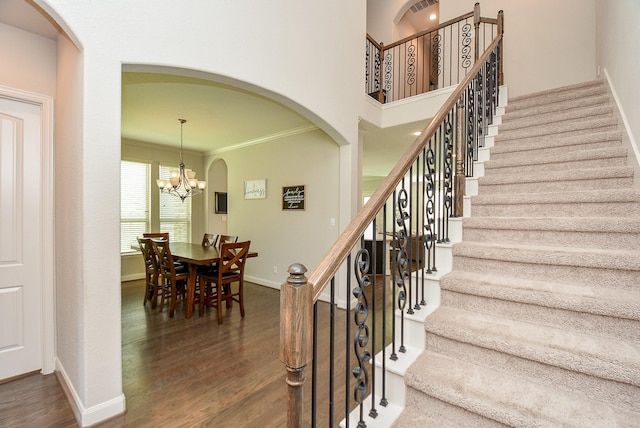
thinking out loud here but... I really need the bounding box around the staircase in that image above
[393,80,640,427]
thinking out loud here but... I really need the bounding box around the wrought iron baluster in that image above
[353,242,371,428]
[380,203,389,406]
[395,181,410,347]
[442,109,454,240]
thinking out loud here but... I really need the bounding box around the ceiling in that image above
[1,0,425,180]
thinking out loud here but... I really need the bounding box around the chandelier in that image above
[155,119,206,202]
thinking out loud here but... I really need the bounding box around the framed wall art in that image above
[244,179,267,199]
[282,185,305,210]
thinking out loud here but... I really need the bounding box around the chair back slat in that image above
[202,233,218,248]
[217,235,238,250]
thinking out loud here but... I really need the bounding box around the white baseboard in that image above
[603,68,640,187]
[55,358,126,427]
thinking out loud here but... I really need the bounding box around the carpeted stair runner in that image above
[393,79,640,427]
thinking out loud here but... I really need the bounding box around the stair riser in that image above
[490,140,622,160]
[423,333,640,413]
[484,156,628,176]
[452,255,639,290]
[500,106,613,132]
[479,176,634,194]
[441,290,640,342]
[470,201,640,218]
[462,227,640,251]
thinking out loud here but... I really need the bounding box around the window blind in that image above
[121,160,150,253]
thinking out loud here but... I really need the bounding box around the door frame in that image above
[0,85,55,375]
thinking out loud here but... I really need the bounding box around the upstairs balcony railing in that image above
[366,3,501,103]
[281,5,503,428]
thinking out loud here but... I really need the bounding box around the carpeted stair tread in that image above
[479,165,633,186]
[495,114,617,142]
[499,104,614,132]
[440,270,640,321]
[393,388,510,428]
[489,129,623,155]
[423,307,640,386]
[504,93,609,120]
[462,216,640,249]
[452,241,640,273]
[484,146,628,173]
[471,188,640,208]
[507,80,606,110]
[462,216,640,234]
[405,350,640,428]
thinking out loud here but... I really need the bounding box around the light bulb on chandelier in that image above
[156,119,206,202]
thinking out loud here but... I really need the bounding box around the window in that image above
[121,161,150,253]
[159,164,192,243]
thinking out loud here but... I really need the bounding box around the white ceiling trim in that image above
[209,124,319,156]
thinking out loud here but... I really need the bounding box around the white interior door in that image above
[0,96,43,380]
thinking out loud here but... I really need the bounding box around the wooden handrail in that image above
[310,32,503,302]
[380,11,474,51]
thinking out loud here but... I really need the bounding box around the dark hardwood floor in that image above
[0,280,367,427]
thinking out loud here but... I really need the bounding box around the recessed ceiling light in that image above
[429,13,437,21]
[413,131,422,136]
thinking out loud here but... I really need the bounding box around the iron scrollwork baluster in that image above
[406,42,416,90]
[461,22,472,70]
[423,142,436,274]
[353,248,371,427]
[395,187,410,337]
[466,83,476,176]
[384,50,393,101]
[442,111,454,238]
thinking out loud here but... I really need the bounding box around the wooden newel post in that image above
[454,100,466,217]
[280,263,313,428]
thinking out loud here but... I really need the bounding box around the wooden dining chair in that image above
[217,234,238,249]
[201,233,218,248]
[198,240,250,323]
[143,232,170,241]
[145,232,186,269]
[137,237,160,308]
[152,239,190,318]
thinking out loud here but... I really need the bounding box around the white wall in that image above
[596,0,640,173]
[440,0,597,98]
[0,23,57,95]
[32,0,366,424]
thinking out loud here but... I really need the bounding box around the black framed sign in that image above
[282,185,305,210]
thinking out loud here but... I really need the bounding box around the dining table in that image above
[169,242,257,319]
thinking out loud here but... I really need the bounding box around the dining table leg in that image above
[186,264,197,319]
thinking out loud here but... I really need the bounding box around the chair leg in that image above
[216,282,224,324]
[169,281,177,318]
[151,275,159,309]
[238,280,245,317]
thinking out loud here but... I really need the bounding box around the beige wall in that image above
[211,128,341,288]
[439,0,597,98]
